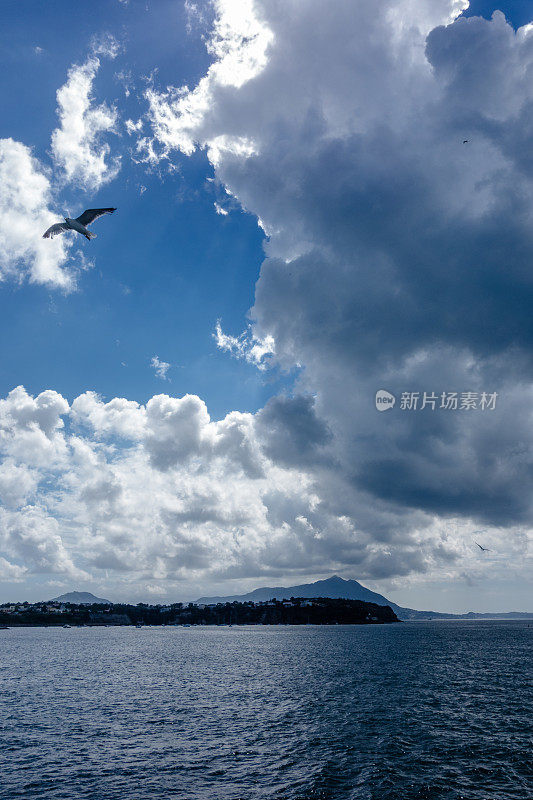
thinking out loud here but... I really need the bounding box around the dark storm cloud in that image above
[255,394,332,467]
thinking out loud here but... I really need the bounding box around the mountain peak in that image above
[196,575,388,607]
[49,591,111,605]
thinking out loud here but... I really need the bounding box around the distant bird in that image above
[475,542,491,552]
[463,139,469,144]
[43,208,117,241]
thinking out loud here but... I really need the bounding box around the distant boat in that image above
[62,624,71,628]
[0,625,9,630]
[135,622,144,628]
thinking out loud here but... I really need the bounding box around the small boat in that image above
[62,624,72,628]
[0,625,9,630]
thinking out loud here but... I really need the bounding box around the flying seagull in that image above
[463,139,469,144]
[475,542,491,552]
[43,208,117,241]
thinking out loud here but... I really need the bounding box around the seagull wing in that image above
[43,223,69,239]
[475,542,483,550]
[75,208,117,227]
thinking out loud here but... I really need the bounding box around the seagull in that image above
[475,542,491,552]
[43,208,117,241]
[463,139,469,144]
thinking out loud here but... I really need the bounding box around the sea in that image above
[0,621,531,800]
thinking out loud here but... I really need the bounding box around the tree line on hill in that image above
[0,597,398,626]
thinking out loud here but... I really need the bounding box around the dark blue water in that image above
[0,622,531,799]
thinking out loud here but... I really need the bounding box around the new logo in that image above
[375,389,395,411]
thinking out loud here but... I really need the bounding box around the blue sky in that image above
[0,0,532,609]
[465,0,531,26]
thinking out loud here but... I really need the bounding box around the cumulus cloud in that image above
[51,43,120,190]
[0,139,74,288]
[0,385,529,602]
[0,462,39,510]
[127,0,533,595]
[0,506,86,580]
[0,556,27,581]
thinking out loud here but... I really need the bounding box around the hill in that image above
[197,575,391,606]
[196,575,533,620]
[50,591,111,605]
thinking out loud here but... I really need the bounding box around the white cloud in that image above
[0,138,74,288]
[0,462,39,510]
[91,33,121,60]
[125,118,143,135]
[144,393,208,468]
[51,45,120,190]
[71,391,143,439]
[0,385,529,604]
[0,37,122,289]
[184,0,211,35]
[150,355,171,380]
[139,0,272,163]
[0,505,87,580]
[214,320,274,369]
[0,556,27,582]
[0,385,70,468]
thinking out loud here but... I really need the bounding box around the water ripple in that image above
[0,622,531,799]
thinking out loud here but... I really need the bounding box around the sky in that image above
[0,0,532,611]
